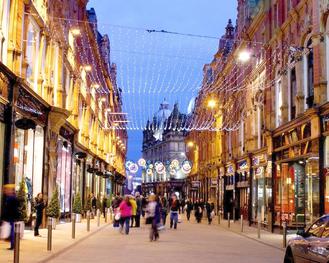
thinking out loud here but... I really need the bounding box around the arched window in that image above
[306,39,314,108]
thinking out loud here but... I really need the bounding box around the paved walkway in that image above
[48,218,284,263]
[0,215,109,263]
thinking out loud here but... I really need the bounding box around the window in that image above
[307,217,329,237]
[276,79,282,127]
[306,39,314,108]
[290,68,297,120]
[0,0,10,64]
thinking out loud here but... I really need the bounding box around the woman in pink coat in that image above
[119,196,132,234]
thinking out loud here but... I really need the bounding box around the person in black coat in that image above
[185,199,193,221]
[2,184,19,249]
[205,200,215,225]
[34,193,45,236]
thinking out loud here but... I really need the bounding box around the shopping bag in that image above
[210,211,215,219]
[157,223,165,231]
[114,212,121,221]
[0,221,11,240]
[178,214,182,223]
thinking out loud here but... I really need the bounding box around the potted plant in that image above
[17,179,28,238]
[46,187,60,229]
[72,192,82,223]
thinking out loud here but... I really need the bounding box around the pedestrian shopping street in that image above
[47,219,283,263]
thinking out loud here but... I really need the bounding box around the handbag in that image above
[0,221,11,240]
[114,212,121,221]
[210,211,215,219]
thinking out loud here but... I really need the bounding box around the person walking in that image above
[195,199,204,223]
[112,193,122,227]
[146,194,160,241]
[135,192,142,227]
[91,193,97,216]
[130,196,137,227]
[119,195,132,234]
[169,194,180,229]
[2,184,19,250]
[102,195,107,218]
[160,196,168,226]
[185,199,193,221]
[34,193,46,236]
[205,200,215,225]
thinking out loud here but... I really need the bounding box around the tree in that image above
[17,179,28,223]
[46,187,60,218]
[72,192,82,214]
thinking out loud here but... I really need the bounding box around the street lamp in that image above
[237,50,251,63]
[207,99,217,109]
[187,141,194,148]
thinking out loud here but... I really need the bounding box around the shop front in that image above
[320,106,329,215]
[273,113,320,228]
[224,163,235,219]
[236,158,250,221]
[72,146,87,200]
[251,152,272,227]
[12,85,49,221]
[56,126,74,217]
[218,167,225,215]
[85,155,95,201]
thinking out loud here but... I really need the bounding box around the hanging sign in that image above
[138,158,146,167]
[181,160,192,174]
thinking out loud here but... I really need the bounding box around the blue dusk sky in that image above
[87,0,238,163]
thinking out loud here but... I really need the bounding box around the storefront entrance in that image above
[274,159,319,227]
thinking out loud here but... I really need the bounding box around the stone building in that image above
[0,0,127,219]
[186,0,329,230]
[142,100,189,197]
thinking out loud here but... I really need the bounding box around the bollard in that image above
[87,211,90,232]
[14,222,20,263]
[105,210,108,223]
[228,212,230,228]
[257,219,261,239]
[47,218,52,251]
[283,221,287,248]
[233,209,236,223]
[240,214,243,232]
[72,213,76,239]
[217,212,220,225]
[97,209,100,227]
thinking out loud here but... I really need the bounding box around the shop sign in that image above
[255,167,264,177]
[191,181,200,188]
[227,165,234,174]
[252,154,266,166]
[16,87,48,124]
[323,115,329,133]
[238,160,248,170]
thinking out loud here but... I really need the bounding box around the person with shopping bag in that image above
[1,184,19,250]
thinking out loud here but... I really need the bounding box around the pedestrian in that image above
[206,200,215,225]
[160,196,168,225]
[141,195,147,217]
[130,196,137,227]
[112,193,122,227]
[135,192,142,227]
[91,193,97,216]
[170,194,180,229]
[194,199,203,223]
[180,198,186,214]
[2,184,19,250]
[119,195,132,234]
[34,193,46,236]
[185,199,193,221]
[102,195,107,218]
[146,194,160,241]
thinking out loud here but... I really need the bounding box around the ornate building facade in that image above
[0,0,127,219]
[142,100,188,197]
[186,0,329,230]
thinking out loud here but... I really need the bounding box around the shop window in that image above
[56,138,72,214]
[0,122,5,216]
[14,125,44,217]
